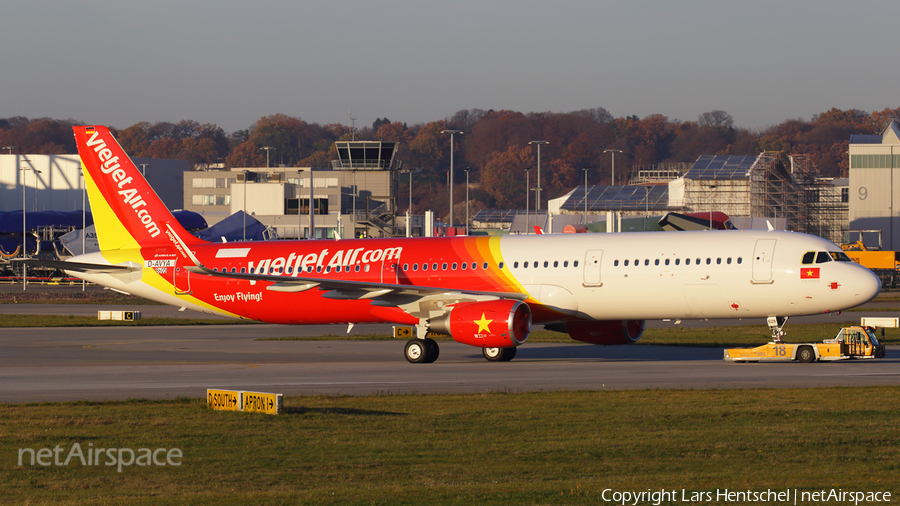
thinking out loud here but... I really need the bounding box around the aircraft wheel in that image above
[404,339,428,364]
[423,338,440,363]
[483,347,516,362]
[797,346,815,363]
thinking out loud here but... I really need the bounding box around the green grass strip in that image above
[3,388,899,504]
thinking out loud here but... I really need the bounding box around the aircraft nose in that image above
[854,266,882,303]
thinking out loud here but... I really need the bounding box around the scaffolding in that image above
[749,152,806,232]
[790,154,848,245]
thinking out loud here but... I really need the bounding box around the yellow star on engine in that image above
[474,312,493,334]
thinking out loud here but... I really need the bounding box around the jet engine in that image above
[429,300,531,348]
[565,319,645,345]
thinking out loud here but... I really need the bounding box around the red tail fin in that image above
[74,125,204,251]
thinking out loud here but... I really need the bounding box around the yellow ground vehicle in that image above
[724,318,891,363]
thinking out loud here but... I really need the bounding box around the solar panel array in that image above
[559,185,669,212]
[683,154,758,180]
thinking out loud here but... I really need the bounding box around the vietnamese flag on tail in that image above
[801,268,820,279]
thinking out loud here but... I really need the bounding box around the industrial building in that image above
[0,154,188,212]
[849,120,900,249]
[183,140,425,239]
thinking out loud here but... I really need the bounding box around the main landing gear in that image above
[404,338,440,364]
[482,347,516,362]
[403,339,518,363]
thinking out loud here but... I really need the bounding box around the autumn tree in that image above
[480,146,535,208]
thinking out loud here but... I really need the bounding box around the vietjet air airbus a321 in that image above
[48,126,881,363]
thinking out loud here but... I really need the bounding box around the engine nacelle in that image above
[429,300,531,348]
[566,319,645,345]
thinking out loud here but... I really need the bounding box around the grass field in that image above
[3,388,899,505]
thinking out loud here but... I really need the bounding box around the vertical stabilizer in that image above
[74,126,204,251]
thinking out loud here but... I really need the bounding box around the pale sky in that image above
[2,0,896,134]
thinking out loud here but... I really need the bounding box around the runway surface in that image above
[2,319,898,403]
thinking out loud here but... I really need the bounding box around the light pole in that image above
[524,168,530,235]
[20,164,41,291]
[2,146,14,154]
[261,146,272,168]
[464,167,471,235]
[440,130,463,227]
[604,149,622,185]
[528,140,549,211]
[582,167,590,220]
[138,163,149,177]
[242,170,249,241]
[81,169,86,291]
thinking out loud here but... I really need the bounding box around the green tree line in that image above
[2,107,898,221]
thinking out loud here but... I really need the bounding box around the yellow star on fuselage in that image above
[474,312,493,334]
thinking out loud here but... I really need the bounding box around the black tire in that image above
[797,346,815,363]
[404,339,428,364]
[483,347,517,362]
[423,338,440,363]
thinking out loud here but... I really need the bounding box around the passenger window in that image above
[553,261,558,268]
[716,258,721,265]
[442,263,448,270]
[654,259,659,266]
[355,265,360,272]
[422,263,428,271]
[241,267,246,273]
[615,260,619,266]
[726,258,732,264]
[574,261,579,267]
[564,261,569,267]
[665,259,670,266]
[686,258,691,265]
[816,251,832,263]
[737,257,743,264]
[524,262,529,269]
[498,262,504,269]
[675,259,680,265]
[696,258,701,265]
[644,259,649,266]
[513,262,519,268]
[544,261,549,268]
[634,259,639,266]
[432,263,438,270]
[403,263,409,271]
[802,251,815,264]
[452,262,457,270]
[461,262,467,270]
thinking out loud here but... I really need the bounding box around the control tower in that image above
[331,140,402,237]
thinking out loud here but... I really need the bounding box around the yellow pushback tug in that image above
[724,318,892,363]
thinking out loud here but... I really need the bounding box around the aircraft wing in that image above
[184,264,528,302]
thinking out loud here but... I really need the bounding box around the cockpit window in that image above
[815,251,833,263]
[801,251,815,265]
[829,251,852,262]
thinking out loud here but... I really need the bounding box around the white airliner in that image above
[40,126,882,363]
